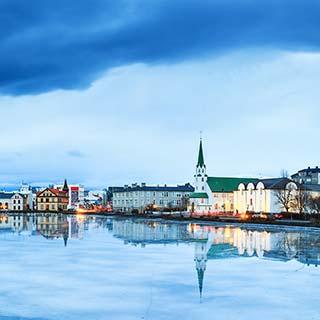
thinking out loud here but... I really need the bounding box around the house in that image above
[291,166,320,185]
[188,139,257,214]
[0,192,26,211]
[112,183,194,213]
[36,188,69,212]
[54,181,84,209]
[19,183,34,210]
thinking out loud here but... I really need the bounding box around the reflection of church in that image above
[1,214,320,300]
[191,224,320,297]
[110,218,320,298]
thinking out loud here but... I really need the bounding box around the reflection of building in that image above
[36,188,69,211]
[69,216,85,239]
[112,219,190,244]
[0,214,35,233]
[194,241,207,299]
[36,214,69,245]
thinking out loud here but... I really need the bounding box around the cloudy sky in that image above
[1,0,320,188]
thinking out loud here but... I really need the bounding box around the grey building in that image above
[112,183,194,213]
[291,166,320,185]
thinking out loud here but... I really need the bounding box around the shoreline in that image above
[4,210,319,229]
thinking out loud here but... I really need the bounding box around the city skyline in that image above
[1,1,320,187]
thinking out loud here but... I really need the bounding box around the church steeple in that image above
[63,179,69,193]
[197,139,205,168]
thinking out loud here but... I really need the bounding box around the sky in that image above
[1,0,320,188]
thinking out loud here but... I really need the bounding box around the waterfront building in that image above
[112,183,194,213]
[19,183,34,210]
[291,166,320,185]
[0,192,27,211]
[188,139,256,214]
[54,181,84,209]
[234,178,320,214]
[36,188,69,211]
[234,178,298,214]
[84,190,107,206]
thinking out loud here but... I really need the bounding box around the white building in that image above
[188,139,257,214]
[85,190,106,205]
[54,181,84,209]
[112,183,194,213]
[0,192,26,211]
[234,178,298,214]
[19,183,34,210]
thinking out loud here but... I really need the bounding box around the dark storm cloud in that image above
[1,0,320,95]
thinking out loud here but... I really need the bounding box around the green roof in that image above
[207,177,258,193]
[197,139,205,167]
[190,192,209,199]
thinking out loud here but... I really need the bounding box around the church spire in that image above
[197,138,205,168]
[63,179,69,193]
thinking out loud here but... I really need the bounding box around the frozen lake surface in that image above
[0,213,319,320]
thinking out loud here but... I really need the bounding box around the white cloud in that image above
[0,50,319,187]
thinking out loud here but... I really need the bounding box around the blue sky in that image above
[0,1,320,187]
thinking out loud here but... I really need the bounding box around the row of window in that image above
[113,199,182,206]
[114,192,186,198]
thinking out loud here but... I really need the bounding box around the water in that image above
[0,213,319,320]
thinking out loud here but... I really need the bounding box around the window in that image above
[202,186,204,191]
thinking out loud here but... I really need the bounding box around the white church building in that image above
[188,139,257,214]
[188,139,320,215]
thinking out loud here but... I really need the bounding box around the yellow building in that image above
[36,188,69,212]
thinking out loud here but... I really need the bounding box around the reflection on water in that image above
[0,213,319,319]
[1,214,320,289]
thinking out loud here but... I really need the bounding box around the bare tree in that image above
[275,187,295,214]
[292,186,311,218]
[309,196,320,214]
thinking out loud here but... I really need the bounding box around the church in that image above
[188,139,257,215]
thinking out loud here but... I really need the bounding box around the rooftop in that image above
[113,183,194,193]
[207,177,258,193]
